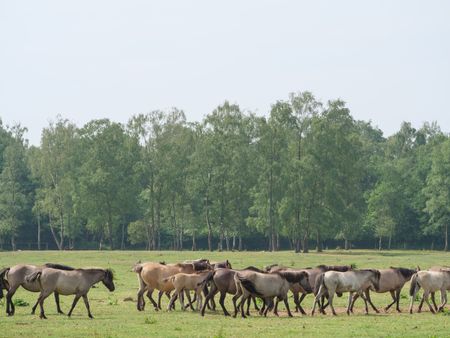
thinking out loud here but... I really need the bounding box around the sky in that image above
[1,0,449,145]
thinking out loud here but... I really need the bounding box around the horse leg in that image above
[273,297,280,316]
[38,293,51,319]
[82,295,94,319]
[437,288,447,312]
[328,290,337,316]
[395,289,402,313]
[54,292,64,314]
[240,295,248,318]
[146,289,159,311]
[259,300,266,316]
[431,292,438,311]
[67,295,81,317]
[263,298,273,317]
[358,290,370,315]
[137,287,146,311]
[347,292,354,315]
[6,285,19,316]
[196,290,202,312]
[384,290,396,312]
[366,290,379,313]
[232,292,241,318]
[185,290,195,311]
[167,290,178,311]
[252,296,260,311]
[423,291,435,314]
[218,292,230,316]
[245,296,251,316]
[157,290,164,310]
[296,293,307,315]
[284,296,293,317]
[201,286,218,316]
[349,292,358,313]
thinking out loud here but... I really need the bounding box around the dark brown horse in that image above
[200,266,263,317]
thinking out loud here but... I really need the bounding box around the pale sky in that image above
[1,0,449,145]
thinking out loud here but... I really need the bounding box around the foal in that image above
[166,271,211,311]
[27,267,115,319]
[2,263,75,316]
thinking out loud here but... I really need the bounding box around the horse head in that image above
[102,269,115,292]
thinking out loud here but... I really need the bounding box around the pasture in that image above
[0,250,449,338]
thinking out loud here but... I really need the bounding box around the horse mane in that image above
[159,261,166,265]
[316,265,351,272]
[359,269,381,279]
[241,266,265,273]
[275,270,306,284]
[44,263,75,271]
[192,261,210,271]
[391,267,415,279]
[105,269,114,280]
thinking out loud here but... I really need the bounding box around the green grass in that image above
[0,250,449,337]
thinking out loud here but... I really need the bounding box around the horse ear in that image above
[416,266,420,271]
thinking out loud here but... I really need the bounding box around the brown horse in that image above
[134,261,211,311]
[350,267,416,313]
[26,267,114,319]
[3,263,75,316]
[200,266,263,317]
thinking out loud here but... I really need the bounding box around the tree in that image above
[423,138,450,251]
[0,125,31,250]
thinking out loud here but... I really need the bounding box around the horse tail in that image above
[314,272,325,296]
[133,263,143,274]
[236,275,263,296]
[409,273,420,297]
[0,267,10,280]
[26,271,42,283]
[197,271,215,287]
[44,263,75,271]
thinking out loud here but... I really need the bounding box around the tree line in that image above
[0,92,449,252]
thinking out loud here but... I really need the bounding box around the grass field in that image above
[0,250,449,338]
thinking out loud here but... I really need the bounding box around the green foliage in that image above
[0,92,449,251]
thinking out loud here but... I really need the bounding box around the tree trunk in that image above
[302,232,309,253]
[238,236,242,251]
[225,232,230,251]
[344,238,349,250]
[445,224,448,251]
[37,212,41,251]
[48,213,62,250]
[316,230,322,252]
[388,234,392,250]
[121,222,125,250]
[378,236,382,250]
[11,236,16,251]
[232,235,236,251]
[295,238,301,253]
[192,231,196,251]
[205,195,212,252]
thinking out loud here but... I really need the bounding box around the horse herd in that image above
[0,259,449,319]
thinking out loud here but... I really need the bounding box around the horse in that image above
[234,269,310,318]
[134,261,211,311]
[409,270,450,314]
[26,267,114,319]
[200,266,264,317]
[166,271,211,311]
[312,269,381,316]
[350,267,416,313]
[267,264,352,314]
[2,263,75,316]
